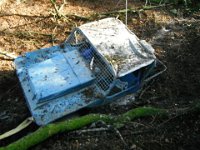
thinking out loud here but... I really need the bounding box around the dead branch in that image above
[65,14,92,21]
[72,127,109,135]
[113,127,129,148]
[99,4,171,16]
[0,13,51,18]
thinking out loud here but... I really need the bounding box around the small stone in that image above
[165,138,169,143]
[130,144,137,149]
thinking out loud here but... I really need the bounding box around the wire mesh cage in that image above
[67,29,115,96]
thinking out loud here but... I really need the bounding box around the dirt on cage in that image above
[0,0,200,150]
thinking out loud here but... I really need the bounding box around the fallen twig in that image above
[65,14,92,21]
[0,49,17,59]
[0,13,51,18]
[142,4,172,10]
[113,127,129,149]
[99,4,172,16]
[0,56,14,61]
[100,8,137,16]
[0,30,55,41]
[72,127,109,135]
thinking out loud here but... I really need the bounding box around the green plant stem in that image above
[0,107,166,150]
[50,0,61,18]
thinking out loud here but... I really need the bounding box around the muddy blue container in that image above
[15,18,166,125]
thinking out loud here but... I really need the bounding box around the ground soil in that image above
[0,0,200,150]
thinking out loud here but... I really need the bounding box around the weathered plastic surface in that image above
[79,18,156,77]
[15,45,97,125]
[29,53,94,103]
[15,18,163,125]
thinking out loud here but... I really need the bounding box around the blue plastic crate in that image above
[15,18,166,125]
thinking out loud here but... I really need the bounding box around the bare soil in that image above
[0,0,200,150]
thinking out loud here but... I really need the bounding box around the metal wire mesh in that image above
[66,30,114,93]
